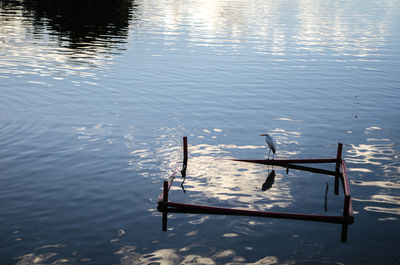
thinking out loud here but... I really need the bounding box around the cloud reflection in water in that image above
[139,128,303,212]
[346,127,400,218]
[155,140,294,211]
[184,150,293,210]
[114,246,281,265]
[14,244,82,265]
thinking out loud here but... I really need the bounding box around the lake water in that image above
[1,0,400,264]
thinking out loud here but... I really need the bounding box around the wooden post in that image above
[335,143,343,195]
[183,136,188,165]
[181,136,188,178]
[341,224,348,243]
[162,180,169,231]
[324,182,329,212]
[343,195,351,217]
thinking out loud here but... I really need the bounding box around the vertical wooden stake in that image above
[181,136,188,178]
[335,143,343,195]
[341,195,351,242]
[343,195,350,217]
[324,182,329,212]
[162,180,169,231]
[183,136,188,165]
[341,224,348,243]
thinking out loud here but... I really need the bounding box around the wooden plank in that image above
[232,158,337,165]
[164,201,354,225]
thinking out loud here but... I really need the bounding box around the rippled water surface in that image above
[1,0,400,264]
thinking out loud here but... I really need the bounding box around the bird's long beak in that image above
[259,134,266,136]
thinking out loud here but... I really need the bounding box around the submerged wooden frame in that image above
[157,137,354,242]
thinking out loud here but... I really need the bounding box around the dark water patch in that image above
[10,0,137,51]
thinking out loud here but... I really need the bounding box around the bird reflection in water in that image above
[261,170,276,191]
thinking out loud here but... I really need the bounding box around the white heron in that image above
[260,133,276,160]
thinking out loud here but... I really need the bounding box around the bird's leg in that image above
[267,149,271,173]
[272,153,274,169]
